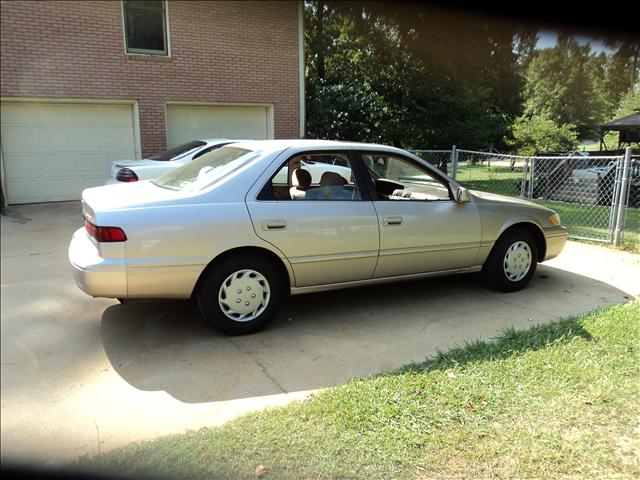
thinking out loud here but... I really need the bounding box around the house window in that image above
[123,0,168,55]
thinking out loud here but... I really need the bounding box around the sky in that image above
[536,30,615,53]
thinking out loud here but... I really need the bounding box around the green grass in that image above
[81,302,640,479]
[456,163,640,250]
[537,200,640,248]
[456,163,525,197]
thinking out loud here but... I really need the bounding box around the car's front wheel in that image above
[197,254,284,335]
[483,228,538,292]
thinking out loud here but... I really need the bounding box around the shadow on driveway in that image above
[100,265,632,404]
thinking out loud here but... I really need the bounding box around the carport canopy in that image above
[599,112,640,150]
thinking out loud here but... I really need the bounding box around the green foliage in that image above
[615,83,640,117]
[523,40,607,140]
[510,114,578,155]
[521,38,639,142]
[305,82,390,142]
[304,1,524,150]
[303,2,639,151]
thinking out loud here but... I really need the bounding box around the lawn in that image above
[81,301,640,479]
[456,163,640,250]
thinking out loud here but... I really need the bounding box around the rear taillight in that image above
[85,220,127,242]
[115,168,138,182]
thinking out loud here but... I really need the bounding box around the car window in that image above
[153,146,259,191]
[149,140,207,161]
[259,153,362,201]
[192,143,226,160]
[362,153,451,201]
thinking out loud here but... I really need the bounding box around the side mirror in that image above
[454,186,471,203]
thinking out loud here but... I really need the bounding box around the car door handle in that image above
[262,220,287,231]
[383,216,403,226]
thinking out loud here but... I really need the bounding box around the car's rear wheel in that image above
[483,228,538,292]
[198,254,284,335]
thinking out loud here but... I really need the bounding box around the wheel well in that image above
[191,246,292,299]
[499,222,546,262]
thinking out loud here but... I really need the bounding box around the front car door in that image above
[357,150,482,278]
[245,149,379,287]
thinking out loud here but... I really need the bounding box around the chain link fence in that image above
[455,150,529,198]
[408,147,639,249]
[529,154,625,243]
[408,150,452,176]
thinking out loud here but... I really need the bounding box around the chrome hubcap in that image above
[503,241,532,282]
[218,269,270,322]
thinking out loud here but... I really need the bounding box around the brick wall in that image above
[0,0,301,156]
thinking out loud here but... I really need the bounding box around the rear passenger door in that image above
[245,150,380,288]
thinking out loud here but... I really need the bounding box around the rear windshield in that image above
[152,146,259,191]
[149,140,207,161]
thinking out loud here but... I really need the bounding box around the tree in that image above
[522,38,609,140]
[509,114,578,155]
[614,83,640,118]
[304,1,524,149]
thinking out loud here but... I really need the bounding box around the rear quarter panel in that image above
[98,202,290,298]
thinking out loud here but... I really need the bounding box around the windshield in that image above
[152,146,258,191]
[148,140,207,161]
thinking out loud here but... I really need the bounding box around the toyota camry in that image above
[69,140,567,335]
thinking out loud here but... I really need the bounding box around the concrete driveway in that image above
[1,201,638,465]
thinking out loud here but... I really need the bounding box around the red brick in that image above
[1,0,301,156]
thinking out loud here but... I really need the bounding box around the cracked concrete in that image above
[1,201,638,466]
[227,337,289,394]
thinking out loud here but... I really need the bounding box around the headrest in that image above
[292,168,312,188]
[320,171,347,186]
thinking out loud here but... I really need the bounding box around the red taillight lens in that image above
[115,167,138,182]
[85,220,127,242]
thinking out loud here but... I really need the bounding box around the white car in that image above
[106,138,238,184]
[571,160,617,181]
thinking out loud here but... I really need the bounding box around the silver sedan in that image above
[69,140,567,334]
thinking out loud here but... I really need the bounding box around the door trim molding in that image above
[290,265,483,295]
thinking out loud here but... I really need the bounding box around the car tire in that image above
[482,228,538,292]
[197,254,284,335]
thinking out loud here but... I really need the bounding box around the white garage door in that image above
[0,102,136,204]
[166,104,269,148]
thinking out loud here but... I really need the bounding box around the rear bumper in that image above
[543,226,568,261]
[68,228,127,298]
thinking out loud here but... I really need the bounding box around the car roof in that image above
[200,138,241,144]
[228,139,406,154]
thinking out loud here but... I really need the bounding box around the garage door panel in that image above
[78,175,110,192]
[74,127,105,149]
[3,153,42,177]
[7,178,78,204]
[42,153,75,175]
[69,105,105,126]
[36,106,70,125]
[103,128,135,151]
[101,105,133,126]
[166,104,269,148]
[39,128,69,151]
[74,153,110,174]
[2,127,40,152]
[1,101,136,204]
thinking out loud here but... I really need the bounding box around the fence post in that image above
[527,157,535,200]
[608,158,624,243]
[613,147,632,247]
[519,157,528,198]
[451,145,458,180]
